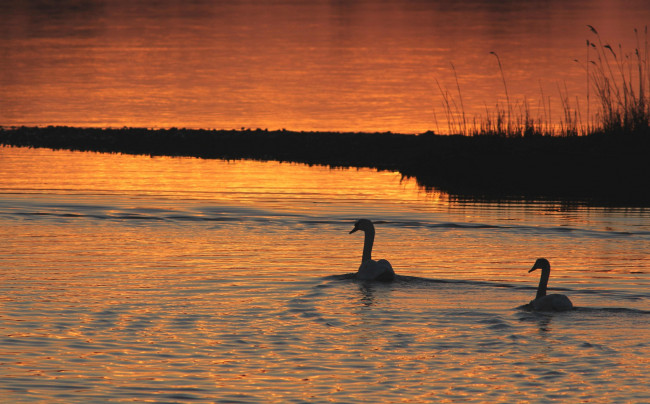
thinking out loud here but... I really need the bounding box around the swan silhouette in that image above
[349,219,395,282]
[525,258,573,311]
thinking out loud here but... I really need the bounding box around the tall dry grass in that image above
[586,25,649,135]
[435,26,649,137]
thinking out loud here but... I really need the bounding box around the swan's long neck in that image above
[362,228,375,262]
[536,268,550,299]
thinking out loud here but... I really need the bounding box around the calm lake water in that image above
[2,0,650,133]
[1,145,649,402]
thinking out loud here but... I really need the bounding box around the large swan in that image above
[525,258,573,311]
[349,219,395,282]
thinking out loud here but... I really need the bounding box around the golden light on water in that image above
[1,146,649,402]
[0,145,436,205]
[2,1,650,399]
[1,1,649,133]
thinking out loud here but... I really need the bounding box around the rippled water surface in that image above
[2,0,650,132]
[1,146,649,403]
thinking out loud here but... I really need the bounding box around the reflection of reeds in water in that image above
[436,26,649,137]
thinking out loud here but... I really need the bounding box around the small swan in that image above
[349,219,395,282]
[525,258,573,311]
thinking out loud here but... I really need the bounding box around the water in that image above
[0,145,648,402]
[2,0,650,133]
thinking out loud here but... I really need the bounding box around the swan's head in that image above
[529,258,551,273]
[350,218,374,234]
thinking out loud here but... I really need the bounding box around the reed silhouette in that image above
[585,25,649,135]
[436,26,649,138]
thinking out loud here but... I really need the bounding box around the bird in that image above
[349,219,395,282]
[525,258,573,311]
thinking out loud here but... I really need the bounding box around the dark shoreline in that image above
[2,126,649,206]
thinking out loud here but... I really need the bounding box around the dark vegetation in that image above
[1,125,649,205]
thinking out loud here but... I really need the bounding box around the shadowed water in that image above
[1,146,649,402]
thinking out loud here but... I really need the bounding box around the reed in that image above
[451,62,468,135]
[490,52,512,135]
[435,84,561,137]
[436,58,577,137]
[586,25,649,135]
[435,26,649,137]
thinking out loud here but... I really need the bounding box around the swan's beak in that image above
[349,225,359,234]
[528,265,538,273]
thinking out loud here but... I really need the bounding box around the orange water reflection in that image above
[1,1,649,133]
[1,146,649,402]
[0,145,439,204]
[3,145,648,282]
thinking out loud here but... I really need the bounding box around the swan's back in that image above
[357,259,395,282]
[529,293,573,311]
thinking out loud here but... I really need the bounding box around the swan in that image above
[349,219,395,282]
[525,258,573,311]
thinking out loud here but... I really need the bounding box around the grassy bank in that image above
[1,126,649,205]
